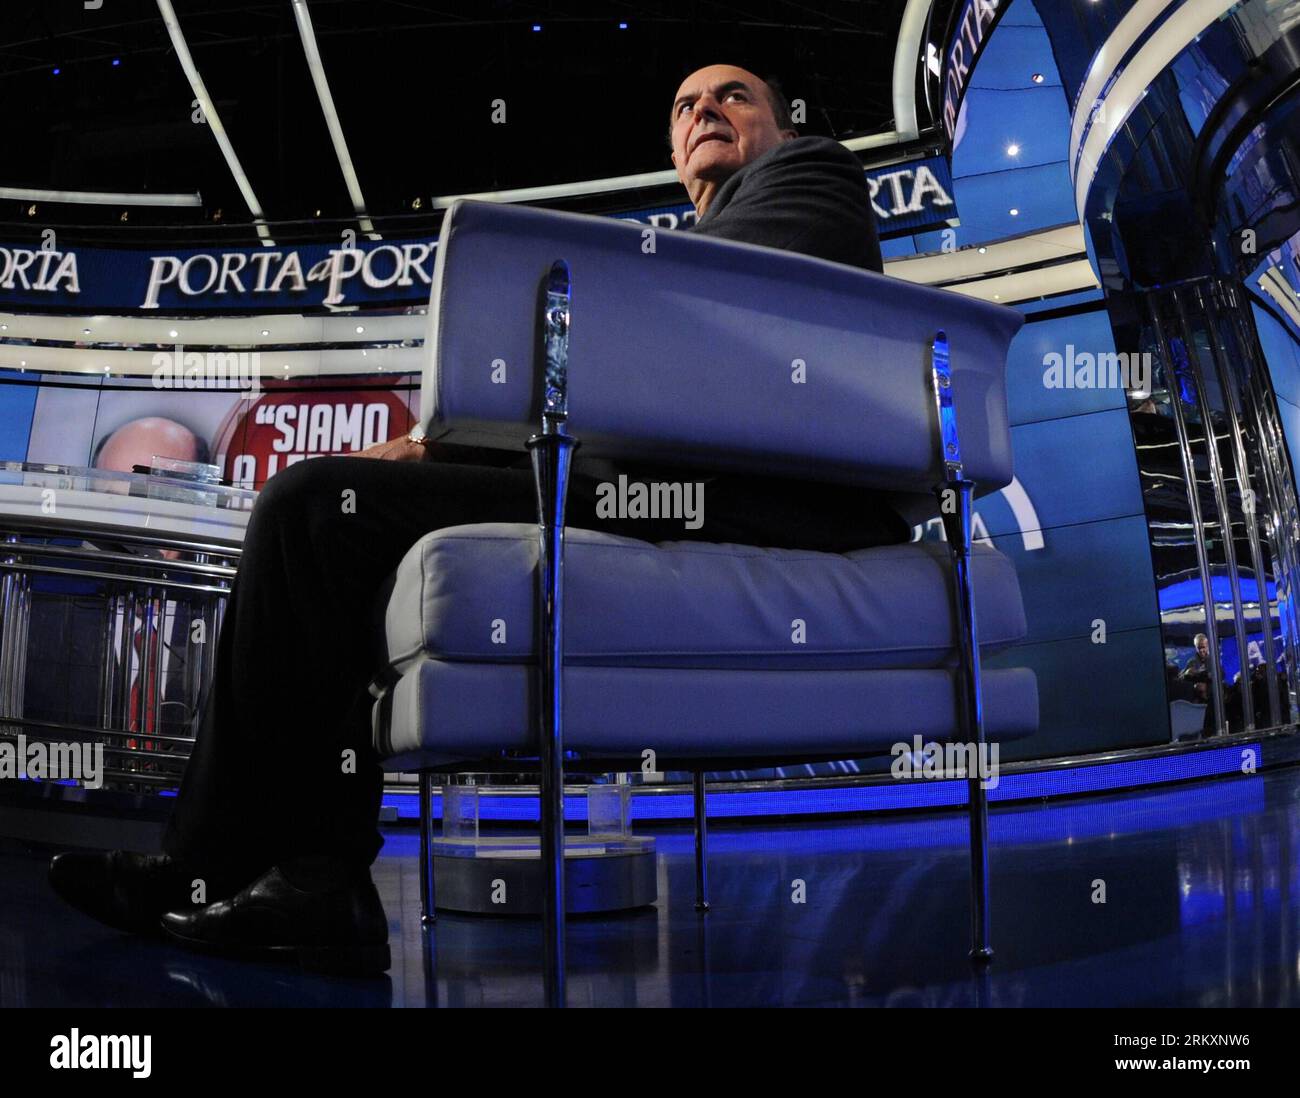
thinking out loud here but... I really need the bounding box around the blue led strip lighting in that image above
[382,744,1261,823]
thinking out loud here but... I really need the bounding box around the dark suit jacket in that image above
[690,136,884,273]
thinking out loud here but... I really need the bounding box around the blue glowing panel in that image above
[1274,394,1300,494]
[937,162,1078,242]
[1018,289,1105,315]
[969,24,1059,92]
[0,370,38,462]
[954,89,1071,175]
[380,740,1259,822]
[987,627,1171,757]
[990,514,1159,642]
[1005,307,1129,425]
[1252,302,1300,407]
[976,408,1145,537]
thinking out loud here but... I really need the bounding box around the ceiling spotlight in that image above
[82,328,91,335]
[261,329,270,337]
[978,247,987,254]
[112,58,120,67]
[993,294,1000,300]
[355,325,365,334]
[619,22,628,29]
[1009,208,1020,216]
[168,330,179,338]
[0,324,7,331]
[1031,73,1044,84]
[314,209,321,217]
[1006,143,1020,157]
[532,23,542,32]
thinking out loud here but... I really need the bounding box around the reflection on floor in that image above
[4,764,1299,1007]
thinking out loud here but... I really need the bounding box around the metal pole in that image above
[693,771,710,911]
[1148,300,1229,734]
[1200,284,1282,727]
[1171,287,1252,732]
[929,331,992,963]
[525,260,576,1008]
[419,771,436,924]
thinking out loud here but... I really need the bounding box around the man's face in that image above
[1196,637,1209,659]
[669,65,793,193]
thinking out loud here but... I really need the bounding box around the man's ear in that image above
[779,128,798,142]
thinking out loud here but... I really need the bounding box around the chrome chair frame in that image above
[415,266,996,1006]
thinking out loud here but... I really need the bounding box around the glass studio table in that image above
[0,462,253,795]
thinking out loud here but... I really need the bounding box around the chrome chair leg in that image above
[526,260,576,1008]
[418,771,436,925]
[930,330,993,964]
[693,771,710,911]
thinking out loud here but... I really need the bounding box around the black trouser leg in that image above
[161,456,545,881]
[161,453,908,883]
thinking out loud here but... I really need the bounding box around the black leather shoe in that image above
[159,866,391,976]
[48,851,237,937]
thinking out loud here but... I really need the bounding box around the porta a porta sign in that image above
[941,0,1006,141]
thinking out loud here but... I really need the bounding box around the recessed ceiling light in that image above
[1009,208,1020,216]
[168,330,178,338]
[978,247,987,254]
[82,328,91,335]
[355,325,365,334]
[1006,143,1020,157]
[1031,73,1044,84]
[0,324,7,331]
[261,329,270,336]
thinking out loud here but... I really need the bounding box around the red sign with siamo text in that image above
[214,382,413,490]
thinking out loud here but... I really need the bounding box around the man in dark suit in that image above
[49,64,904,974]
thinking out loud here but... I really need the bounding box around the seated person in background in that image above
[49,63,907,975]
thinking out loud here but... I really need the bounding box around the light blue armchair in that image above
[370,199,1037,1005]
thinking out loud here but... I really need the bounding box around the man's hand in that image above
[348,435,429,462]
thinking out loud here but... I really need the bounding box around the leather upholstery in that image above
[419,199,1023,494]
[374,660,1039,770]
[379,523,1027,675]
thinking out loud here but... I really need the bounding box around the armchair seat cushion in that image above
[374,661,1038,769]
[379,522,1027,677]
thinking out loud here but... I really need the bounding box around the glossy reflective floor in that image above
[5,765,1300,1007]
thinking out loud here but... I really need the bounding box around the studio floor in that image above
[5,764,1299,1007]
